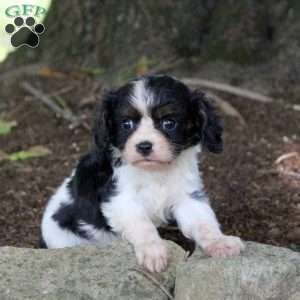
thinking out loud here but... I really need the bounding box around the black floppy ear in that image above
[92,90,114,158]
[67,91,115,203]
[191,91,223,153]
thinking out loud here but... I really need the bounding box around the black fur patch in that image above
[39,236,47,249]
[189,190,207,201]
[52,152,115,239]
[99,83,142,151]
[190,91,224,153]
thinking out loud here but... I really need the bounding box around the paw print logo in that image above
[5,16,45,48]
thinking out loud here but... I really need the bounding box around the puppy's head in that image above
[94,75,223,169]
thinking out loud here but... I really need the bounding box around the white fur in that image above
[79,222,117,246]
[123,79,173,166]
[41,177,116,248]
[104,146,202,226]
[130,79,153,115]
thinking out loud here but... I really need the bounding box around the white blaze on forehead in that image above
[136,116,155,138]
[130,79,153,116]
[123,78,174,165]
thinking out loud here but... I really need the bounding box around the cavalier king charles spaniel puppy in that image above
[41,75,244,272]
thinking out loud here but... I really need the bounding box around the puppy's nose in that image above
[136,141,153,156]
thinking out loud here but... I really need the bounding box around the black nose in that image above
[136,141,153,156]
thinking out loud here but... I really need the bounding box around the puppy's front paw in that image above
[203,235,245,258]
[135,239,168,273]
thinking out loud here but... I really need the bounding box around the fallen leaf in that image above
[135,56,150,76]
[38,67,66,78]
[8,146,51,161]
[0,120,17,135]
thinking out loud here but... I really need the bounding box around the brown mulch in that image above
[0,71,299,253]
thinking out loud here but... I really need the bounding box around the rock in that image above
[175,242,300,300]
[0,240,184,300]
[2,240,299,300]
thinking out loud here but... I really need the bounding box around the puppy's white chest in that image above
[134,179,170,220]
[113,147,201,223]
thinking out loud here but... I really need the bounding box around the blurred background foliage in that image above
[1,0,299,87]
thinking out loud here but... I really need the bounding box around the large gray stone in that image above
[0,240,184,300]
[175,242,300,300]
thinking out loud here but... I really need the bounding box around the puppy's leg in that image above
[173,198,244,257]
[103,200,168,272]
[125,220,168,273]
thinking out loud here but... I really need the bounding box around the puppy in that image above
[41,75,244,272]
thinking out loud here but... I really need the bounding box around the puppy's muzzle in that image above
[136,141,153,156]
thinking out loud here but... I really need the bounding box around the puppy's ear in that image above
[93,90,114,158]
[191,91,223,153]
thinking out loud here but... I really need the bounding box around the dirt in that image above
[0,70,299,253]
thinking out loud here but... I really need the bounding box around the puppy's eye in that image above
[161,119,177,131]
[121,119,135,130]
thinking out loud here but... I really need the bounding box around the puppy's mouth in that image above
[132,159,172,168]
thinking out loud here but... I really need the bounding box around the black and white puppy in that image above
[41,75,244,272]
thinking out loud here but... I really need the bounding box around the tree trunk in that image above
[4,0,300,79]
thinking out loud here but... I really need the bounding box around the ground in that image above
[0,68,299,253]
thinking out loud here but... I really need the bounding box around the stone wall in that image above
[0,241,299,300]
